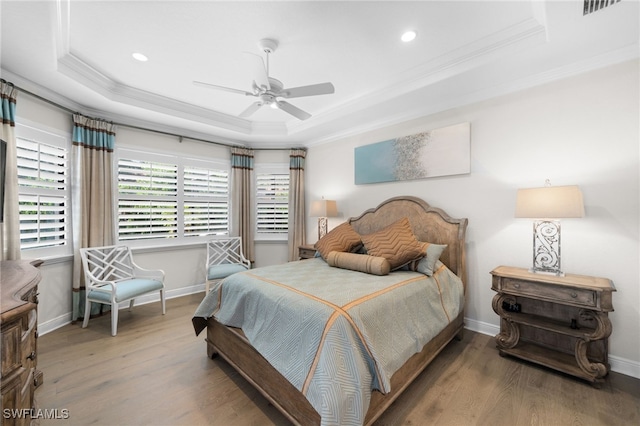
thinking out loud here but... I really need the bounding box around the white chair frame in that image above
[205,237,251,293]
[79,245,166,336]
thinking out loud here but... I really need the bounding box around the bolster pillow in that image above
[326,251,391,276]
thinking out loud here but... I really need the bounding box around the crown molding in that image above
[53,0,260,136]
[305,49,639,147]
[291,15,548,137]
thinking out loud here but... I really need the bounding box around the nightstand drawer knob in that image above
[570,292,578,298]
[513,283,520,288]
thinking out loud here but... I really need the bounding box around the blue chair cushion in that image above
[88,279,163,304]
[208,263,249,280]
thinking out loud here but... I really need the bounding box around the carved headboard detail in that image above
[349,196,468,291]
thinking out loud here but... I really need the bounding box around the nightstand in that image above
[491,265,615,386]
[298,244,317,260]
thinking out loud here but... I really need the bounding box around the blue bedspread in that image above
[193,257,464,425]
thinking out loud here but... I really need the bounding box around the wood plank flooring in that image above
[35,294,639,425]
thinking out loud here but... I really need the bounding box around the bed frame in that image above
[203,196,468,425]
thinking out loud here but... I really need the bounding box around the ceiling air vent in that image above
[583,0,621,15]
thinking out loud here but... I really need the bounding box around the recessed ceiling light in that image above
[401,30,417,43]
[132,52,148,62]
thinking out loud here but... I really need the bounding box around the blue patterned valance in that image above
[72,113,116,151]
[1,80,18,126]
[289,148,306,170]
[231,146,254,170]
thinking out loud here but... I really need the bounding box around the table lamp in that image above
[310,199,338,240]
[515,180,584,276]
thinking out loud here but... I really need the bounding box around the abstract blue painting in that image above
[354,122,470,184]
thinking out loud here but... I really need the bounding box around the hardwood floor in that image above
[36,294,639,426]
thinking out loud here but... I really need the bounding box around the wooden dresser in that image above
[1,260,43,425]
[491,265,615,387]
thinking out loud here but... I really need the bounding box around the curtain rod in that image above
[15,83,303,152]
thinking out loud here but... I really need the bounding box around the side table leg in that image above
[574,310,612,382]
[491,294,520,349]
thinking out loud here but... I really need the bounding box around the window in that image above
[117,148,229,245]
[255,164,289,240]
[118,155,178,241]
[183,165,229,236]
[16,123,71,257]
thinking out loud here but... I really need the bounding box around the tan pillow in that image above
[360,217,425,270]
[326,251,390,276]
[314,222,362,260]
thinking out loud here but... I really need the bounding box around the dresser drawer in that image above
[1,321,22,378]
[502,277,596,307]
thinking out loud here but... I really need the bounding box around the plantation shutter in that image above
[183,165,229,236]
[118,158,178,240]
[16,136,69,250]
[256,171,289,235]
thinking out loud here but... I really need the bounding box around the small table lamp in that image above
[310,199,338,240]
[515,180,585,276]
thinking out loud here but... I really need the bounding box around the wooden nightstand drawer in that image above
[298,245,317,260]
[502,277,596,307]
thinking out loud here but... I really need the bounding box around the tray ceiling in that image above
[1,1,638,148]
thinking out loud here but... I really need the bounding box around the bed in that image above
[192,196,468,425]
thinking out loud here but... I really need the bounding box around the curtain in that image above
[288,149,306,261]
[231,147,254,263]
[71,113,116,322]
[0,80,20,261]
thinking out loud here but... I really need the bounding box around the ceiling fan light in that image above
[270,101,279,109]
[401,30,417,42]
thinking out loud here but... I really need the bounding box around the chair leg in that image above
[160,289,166,315]
[129,299,135,310]
[111,305,118,337]
[82,299,91,329]
[205,280,210,293]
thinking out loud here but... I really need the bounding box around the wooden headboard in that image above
[348,196,468,291]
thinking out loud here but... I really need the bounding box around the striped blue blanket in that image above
[193,257,464,425]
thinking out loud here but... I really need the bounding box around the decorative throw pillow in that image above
[314,222,362,260]
[326,251,390,276]
[360,217,425,270]
[408,243,448,276]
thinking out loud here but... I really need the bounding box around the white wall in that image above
[306,59,640,376]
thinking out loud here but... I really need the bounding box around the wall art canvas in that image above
[354,122,470,184]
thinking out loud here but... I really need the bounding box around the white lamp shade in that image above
[310,200,338,217]
[515,185,585,219]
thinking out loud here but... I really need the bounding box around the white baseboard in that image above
[463,316,640,379]
[38,313,74,335]
[37,283,206,336]
[608,354,640,379]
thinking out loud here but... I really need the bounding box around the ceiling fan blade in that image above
[280,82,335,99]
[193,80,253,96]
[276,101,312,120]
[244,52,270,91]
[239,102,263,118]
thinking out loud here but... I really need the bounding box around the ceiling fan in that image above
[193,39,335,121]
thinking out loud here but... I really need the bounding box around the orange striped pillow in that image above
[361,217,425,270]
[314,222,362,260]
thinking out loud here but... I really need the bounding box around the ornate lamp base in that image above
[531,219,564,276]
[317,217,328,240]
